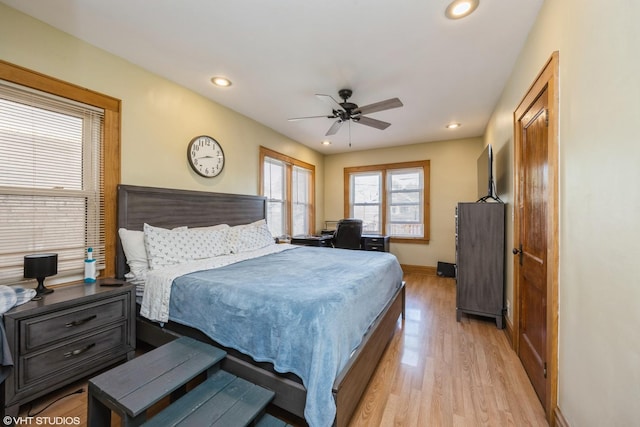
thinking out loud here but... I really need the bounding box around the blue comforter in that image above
[168,246,403,427]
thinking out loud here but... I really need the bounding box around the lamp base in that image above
[35,278,54,295]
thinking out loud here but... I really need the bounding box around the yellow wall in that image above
[324,137,483,266]
[0,3,325,232]
[485,0,640,425]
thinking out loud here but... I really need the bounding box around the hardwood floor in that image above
[17,273,548,426]
[348,273,548,426]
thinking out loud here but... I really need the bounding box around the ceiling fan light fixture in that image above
[211,76,232,87]
[446,122,461,129]
[321,140,332,146]
[445,0,479,19]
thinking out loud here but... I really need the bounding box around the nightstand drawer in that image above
[20,296,127,352]
[20,323,127,389]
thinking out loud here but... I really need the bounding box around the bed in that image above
[115,184,405,427]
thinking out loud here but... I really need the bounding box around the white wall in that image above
[324,137,482,267]
[484,0,640,424]
[0,3,325,232]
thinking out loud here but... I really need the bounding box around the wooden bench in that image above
[88,336,280,426]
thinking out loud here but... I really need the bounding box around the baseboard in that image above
[554,406,570,427]
[401,264,437,276]
[504,314,514,348]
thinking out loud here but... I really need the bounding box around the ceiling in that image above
[1,0,543,154]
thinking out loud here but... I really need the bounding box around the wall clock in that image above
[187,135,225,178]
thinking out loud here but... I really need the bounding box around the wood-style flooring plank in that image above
[349,273,548,427]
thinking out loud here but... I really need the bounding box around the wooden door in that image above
[516,89,548,404]
[513,52,559,420]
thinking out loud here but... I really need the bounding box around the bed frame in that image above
[116,184,405,426]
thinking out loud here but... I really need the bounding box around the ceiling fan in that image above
[288,89,403,136]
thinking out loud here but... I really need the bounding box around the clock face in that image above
[187,135,225,177]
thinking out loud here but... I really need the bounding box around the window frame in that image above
[0,60,121,278]
[344,160,430,243]
[259,146,315,236]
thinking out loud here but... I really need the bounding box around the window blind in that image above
[0,80,105,285]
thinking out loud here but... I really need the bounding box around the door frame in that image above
[512,51,559,424]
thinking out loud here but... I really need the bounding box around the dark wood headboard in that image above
[116,185,267,279]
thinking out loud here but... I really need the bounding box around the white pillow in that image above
[227,219,275,253]
[118,226,186,278]
[144,223,230,269]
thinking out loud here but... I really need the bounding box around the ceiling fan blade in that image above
[316,93,345,111]
[355,116,391,130]
[288,114,335,121]
[325,120,344,136]
[353,98,403,115]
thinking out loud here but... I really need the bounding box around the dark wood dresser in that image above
[2,280,135,415]
[455,202,505,328]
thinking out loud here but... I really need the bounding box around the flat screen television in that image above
[477,144,497,202]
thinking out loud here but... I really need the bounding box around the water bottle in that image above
[84,247,96,283]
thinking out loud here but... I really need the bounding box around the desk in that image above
[291,234,333,247]
[292,234,390,252]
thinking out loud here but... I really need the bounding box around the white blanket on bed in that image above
[140,243,294,323]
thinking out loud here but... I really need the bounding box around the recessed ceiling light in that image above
[321,140,332,146]
[211,76,232,87]
[446,122,461,129]
[445,0,479,19]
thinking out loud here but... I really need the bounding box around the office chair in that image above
[333,219,363,249]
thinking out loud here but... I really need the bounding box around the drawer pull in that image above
[64,343,96,357]
[65,315,97,328]
[63,343,95,358]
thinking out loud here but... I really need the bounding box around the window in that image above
[263,156,286,237]
[260,146,315,237]
[291,166,312,236]
[0,61,121,284]
[345,160,430,242]
[350,172,382,234]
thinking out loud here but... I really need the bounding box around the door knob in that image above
[513,245,523,265]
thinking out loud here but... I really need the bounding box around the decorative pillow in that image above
[227,219,275,253]
[118,226,186,280]
[144,223,230,269]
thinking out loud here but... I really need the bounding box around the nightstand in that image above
[1,279,135,415]
[361,235,390,252]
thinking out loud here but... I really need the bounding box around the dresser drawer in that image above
[20,295,128,352]
[364,242,384,251]
[19,323,127,389]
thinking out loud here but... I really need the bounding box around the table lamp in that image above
[24,253,58,295]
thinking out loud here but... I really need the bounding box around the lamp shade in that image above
[24,253,58,279]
